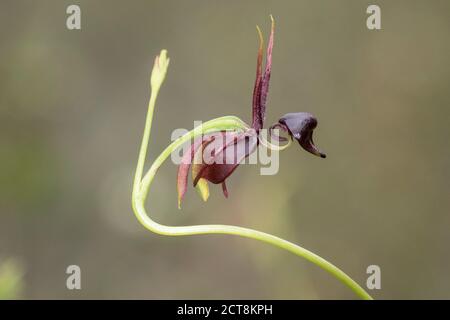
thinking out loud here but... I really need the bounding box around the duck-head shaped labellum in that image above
[177,16,326,208]
[277,113,326,158]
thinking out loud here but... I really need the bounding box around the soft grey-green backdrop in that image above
[1,0,449,299]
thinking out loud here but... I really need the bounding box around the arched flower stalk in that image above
[131,18,372,300]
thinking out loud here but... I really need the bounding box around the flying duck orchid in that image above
[131,18,373,300]
[177,16,326,208]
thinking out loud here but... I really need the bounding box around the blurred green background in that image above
[1,0,449,299]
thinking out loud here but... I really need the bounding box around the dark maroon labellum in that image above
[278,112,326,158]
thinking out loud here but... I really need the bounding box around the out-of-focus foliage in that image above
[0,259,24,299]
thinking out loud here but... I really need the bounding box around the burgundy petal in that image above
[193,130,258,187]
[278,112,326,158]
[251,26,264,131]
[252,17,274,132]
[258,16,274,131]
[177,135,214,208]
[221,182,229,198]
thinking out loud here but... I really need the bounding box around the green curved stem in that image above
[131,50,373,300]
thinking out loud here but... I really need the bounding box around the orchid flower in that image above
[131,16,373,300]
[177,16,326,208]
